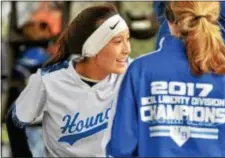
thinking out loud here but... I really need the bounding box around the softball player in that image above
[12,4,131,157]
[107,2,225,157]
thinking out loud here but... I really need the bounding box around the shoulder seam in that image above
[136,37,165,60]
[41,60,69,76]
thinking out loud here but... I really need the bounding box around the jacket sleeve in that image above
[12,69,47,128]
[107,66,138,157]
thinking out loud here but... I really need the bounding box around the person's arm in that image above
[6,69,46,157]
[6,106,33,157]
[12,69,47,128]
[107,66,138,157]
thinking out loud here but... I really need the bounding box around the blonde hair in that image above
[170,2,225,75]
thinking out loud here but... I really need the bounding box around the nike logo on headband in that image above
[110,20,120,30]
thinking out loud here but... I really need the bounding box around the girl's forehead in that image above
[113,30,130,38]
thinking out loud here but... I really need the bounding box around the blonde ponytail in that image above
[170,2,225,75]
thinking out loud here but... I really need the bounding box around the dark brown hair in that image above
[43,3,118,67]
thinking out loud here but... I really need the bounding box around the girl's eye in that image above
[114,40,122,44]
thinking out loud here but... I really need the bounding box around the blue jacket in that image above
[107,35,225,157]
[153,1,167,24]
[220,2,225,40]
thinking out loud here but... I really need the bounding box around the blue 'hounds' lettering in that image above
[58,102,113,145]
[58,122,108,145]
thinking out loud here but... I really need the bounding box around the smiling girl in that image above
[11,4,131,157]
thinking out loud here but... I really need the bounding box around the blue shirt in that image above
[107,35,225,157]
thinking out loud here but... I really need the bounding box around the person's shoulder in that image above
[40,60,70,77]
[130,37,167,69]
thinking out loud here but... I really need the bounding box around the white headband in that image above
[81,14,128,58]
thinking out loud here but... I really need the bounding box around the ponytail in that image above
[185,18,225,75]
[169,2,225,75]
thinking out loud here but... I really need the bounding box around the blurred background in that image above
[1,1,161,157]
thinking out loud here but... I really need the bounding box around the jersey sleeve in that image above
[106,66,138,157]
[12,69,47,127]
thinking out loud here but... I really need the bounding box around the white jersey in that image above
[13,59,127,157]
